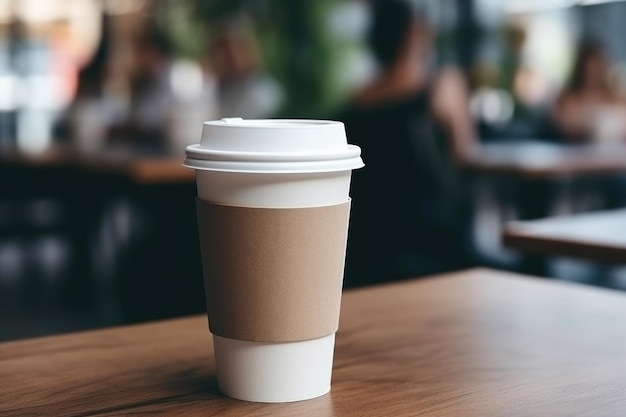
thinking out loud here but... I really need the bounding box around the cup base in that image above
[213,333,335,403]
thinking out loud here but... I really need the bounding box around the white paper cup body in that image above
[195,169,352,207]
[213,334,335,403]
[196,169,348,403]
[184,119,362,403]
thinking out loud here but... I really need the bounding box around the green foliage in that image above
[157,0,206,59]
[157,0,344,118]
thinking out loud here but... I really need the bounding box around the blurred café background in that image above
[2,0,626,341]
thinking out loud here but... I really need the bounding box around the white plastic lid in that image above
[184,118,364,173]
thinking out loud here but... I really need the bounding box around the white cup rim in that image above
[183,156,364,173]
[185,144,361,162]
[204,118,343,129]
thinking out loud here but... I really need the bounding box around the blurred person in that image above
[209,17,282,118]
[555,40,626,209]
[501,24,552,107]
[554,40,626,144]
[65,15,125,151]
[341,0,477,286]
[109,28,174,149]
[474,24,555,140]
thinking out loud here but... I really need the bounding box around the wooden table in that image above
[2,268,626,416]
[462,141,626,275]
[0,146,194,184]
[464,141,626,179]
[504,209,626,263]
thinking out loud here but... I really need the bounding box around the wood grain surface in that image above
[504,209,626,263]
[2,268,626,416]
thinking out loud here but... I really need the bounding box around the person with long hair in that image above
[554,40,626,143]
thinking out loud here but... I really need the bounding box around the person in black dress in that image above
[342,0,477,287]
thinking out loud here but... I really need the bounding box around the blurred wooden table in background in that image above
[464,141,626,178]
[462,141,626,275]
[2,268,626,416]
[0,145,194,184]
[504,208,626,263]
[0,145,202,336]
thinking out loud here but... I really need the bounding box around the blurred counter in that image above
[0,145,194,184]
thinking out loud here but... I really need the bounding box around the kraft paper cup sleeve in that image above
[196,200,351,343]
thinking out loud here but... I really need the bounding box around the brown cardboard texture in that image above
[196,200,351,343]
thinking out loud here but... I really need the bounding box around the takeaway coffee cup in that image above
[183,118,363,403]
